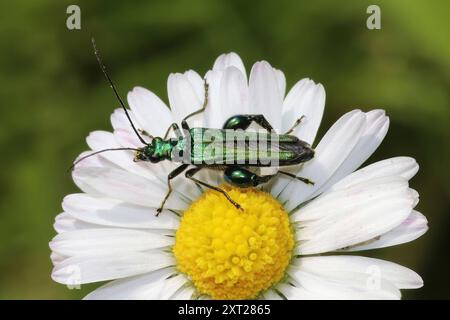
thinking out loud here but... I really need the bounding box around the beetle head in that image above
[134,138,163,163]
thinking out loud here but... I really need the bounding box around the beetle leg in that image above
[278,170,314,185]
[181,120,190,132]
[248,115,275,132]
[223,114,275,132]
[156,164,190,216]
[181,79,209,130]
[284,115,305,135]
[163,123,183,140]
[181,80,208,131]
[138,128,153,139]
[185,167,243,211]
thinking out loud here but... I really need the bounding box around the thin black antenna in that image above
[91,38,150,145]
[68,147,139,172]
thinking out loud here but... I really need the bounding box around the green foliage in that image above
[0,0,448,299]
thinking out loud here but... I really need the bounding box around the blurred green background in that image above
[0,0,449,299]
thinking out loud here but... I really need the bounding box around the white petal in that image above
[324,157,419,194]
[184,70,205,101]
[311,110,389,197]
[72,166,187,211]
[109,108,151,146]
[203,69,224,128]
[50,228,173,257]
[71,151,123,196]
[110,108,139,132]
[54,212,98,233]
[343,210,428,251]
[213,52,247,81]
[274,110,366,210]
[171,286,195,300]
[84,267,175,300]
[204,66,250,129]
[158,274,190,299]
[294,176,416,254]
[86,130,156,180]
[50,252,66,265]
[63,193,180,229]
[260,290,284,300]
[286,267,400,300]
[52,251,174,285]
[282,78,325,145]
[276,283,323,300]
[292,255,423,289]
[110,108,132,131]
[249,61,283,130]
[411,189,420,207]
[167,71,205,126]
[298,176,413,221]
[274,68,286,98]
[114,128,143,148]
[220,66,250,123]
[73,150,113,169]
[127,87,173,137]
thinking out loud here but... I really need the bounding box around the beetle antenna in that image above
[68,147,139,172]
[91,38,150,145]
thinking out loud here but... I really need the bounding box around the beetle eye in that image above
[134,151,143,162]
[135,149,153,162]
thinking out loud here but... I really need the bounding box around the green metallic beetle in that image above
[73,39,315,215]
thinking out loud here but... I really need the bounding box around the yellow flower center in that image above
[173,185,294,300]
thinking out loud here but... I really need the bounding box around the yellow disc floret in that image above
[173,185,294,300]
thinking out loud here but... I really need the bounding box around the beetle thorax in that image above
[151,139,174,160]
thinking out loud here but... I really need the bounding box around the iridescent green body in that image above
[139,128,313,167]
[189,128,312,166]
[133,114,314,212]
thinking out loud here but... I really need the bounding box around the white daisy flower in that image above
[50,52,428,300]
